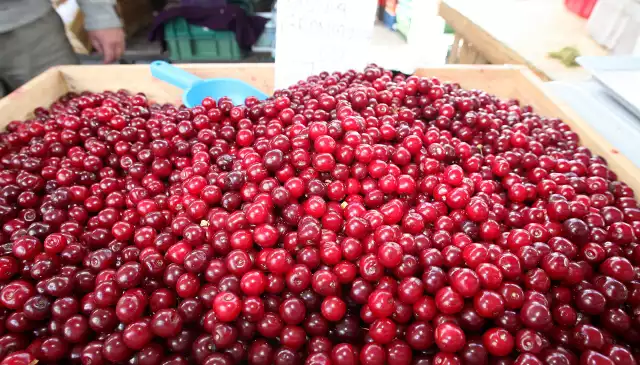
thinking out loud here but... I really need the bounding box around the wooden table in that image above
[439,0,609,81]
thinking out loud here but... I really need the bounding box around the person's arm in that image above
[78,0,125,63]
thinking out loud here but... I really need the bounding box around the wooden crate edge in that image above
[56,63,277,72]
[57,64,276,99]
[517,67,640,195]
[0,68,70,129]
[438,1,550,81]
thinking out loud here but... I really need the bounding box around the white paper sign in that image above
[274,0,378,89]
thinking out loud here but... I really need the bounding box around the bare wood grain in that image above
[59,64,275,104]
[439,0,608,81]
[0,67,69,127]
[448,34,462,64]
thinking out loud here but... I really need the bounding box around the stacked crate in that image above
[164,0,261,61]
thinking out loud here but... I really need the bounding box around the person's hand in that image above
[88,28,126,64]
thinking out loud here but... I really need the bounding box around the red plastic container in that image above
[565,0,599,18]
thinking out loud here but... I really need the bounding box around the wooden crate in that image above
[0,64,638,195]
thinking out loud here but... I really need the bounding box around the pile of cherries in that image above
[0,64,639,365]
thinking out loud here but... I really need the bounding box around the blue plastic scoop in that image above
[150,60,269,107]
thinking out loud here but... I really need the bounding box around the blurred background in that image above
[54,0,452,68]
[53,0,634,81]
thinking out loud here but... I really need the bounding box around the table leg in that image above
[459,40,474,64]
[459,40,487,65]
[447,34,461,64]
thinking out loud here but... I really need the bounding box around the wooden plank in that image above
[447,34,461,64]
[0,67,69,128]
[458,40,470,64]
[59,64,275,105]
[439,2,524,65]
[459,41,479,65]
[474,53,488,65]
[439,0,608,81]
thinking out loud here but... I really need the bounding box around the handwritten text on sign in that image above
[274,0,378,89]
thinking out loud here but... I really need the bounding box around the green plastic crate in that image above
[164,18,244,61]
[444,23,454,34]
